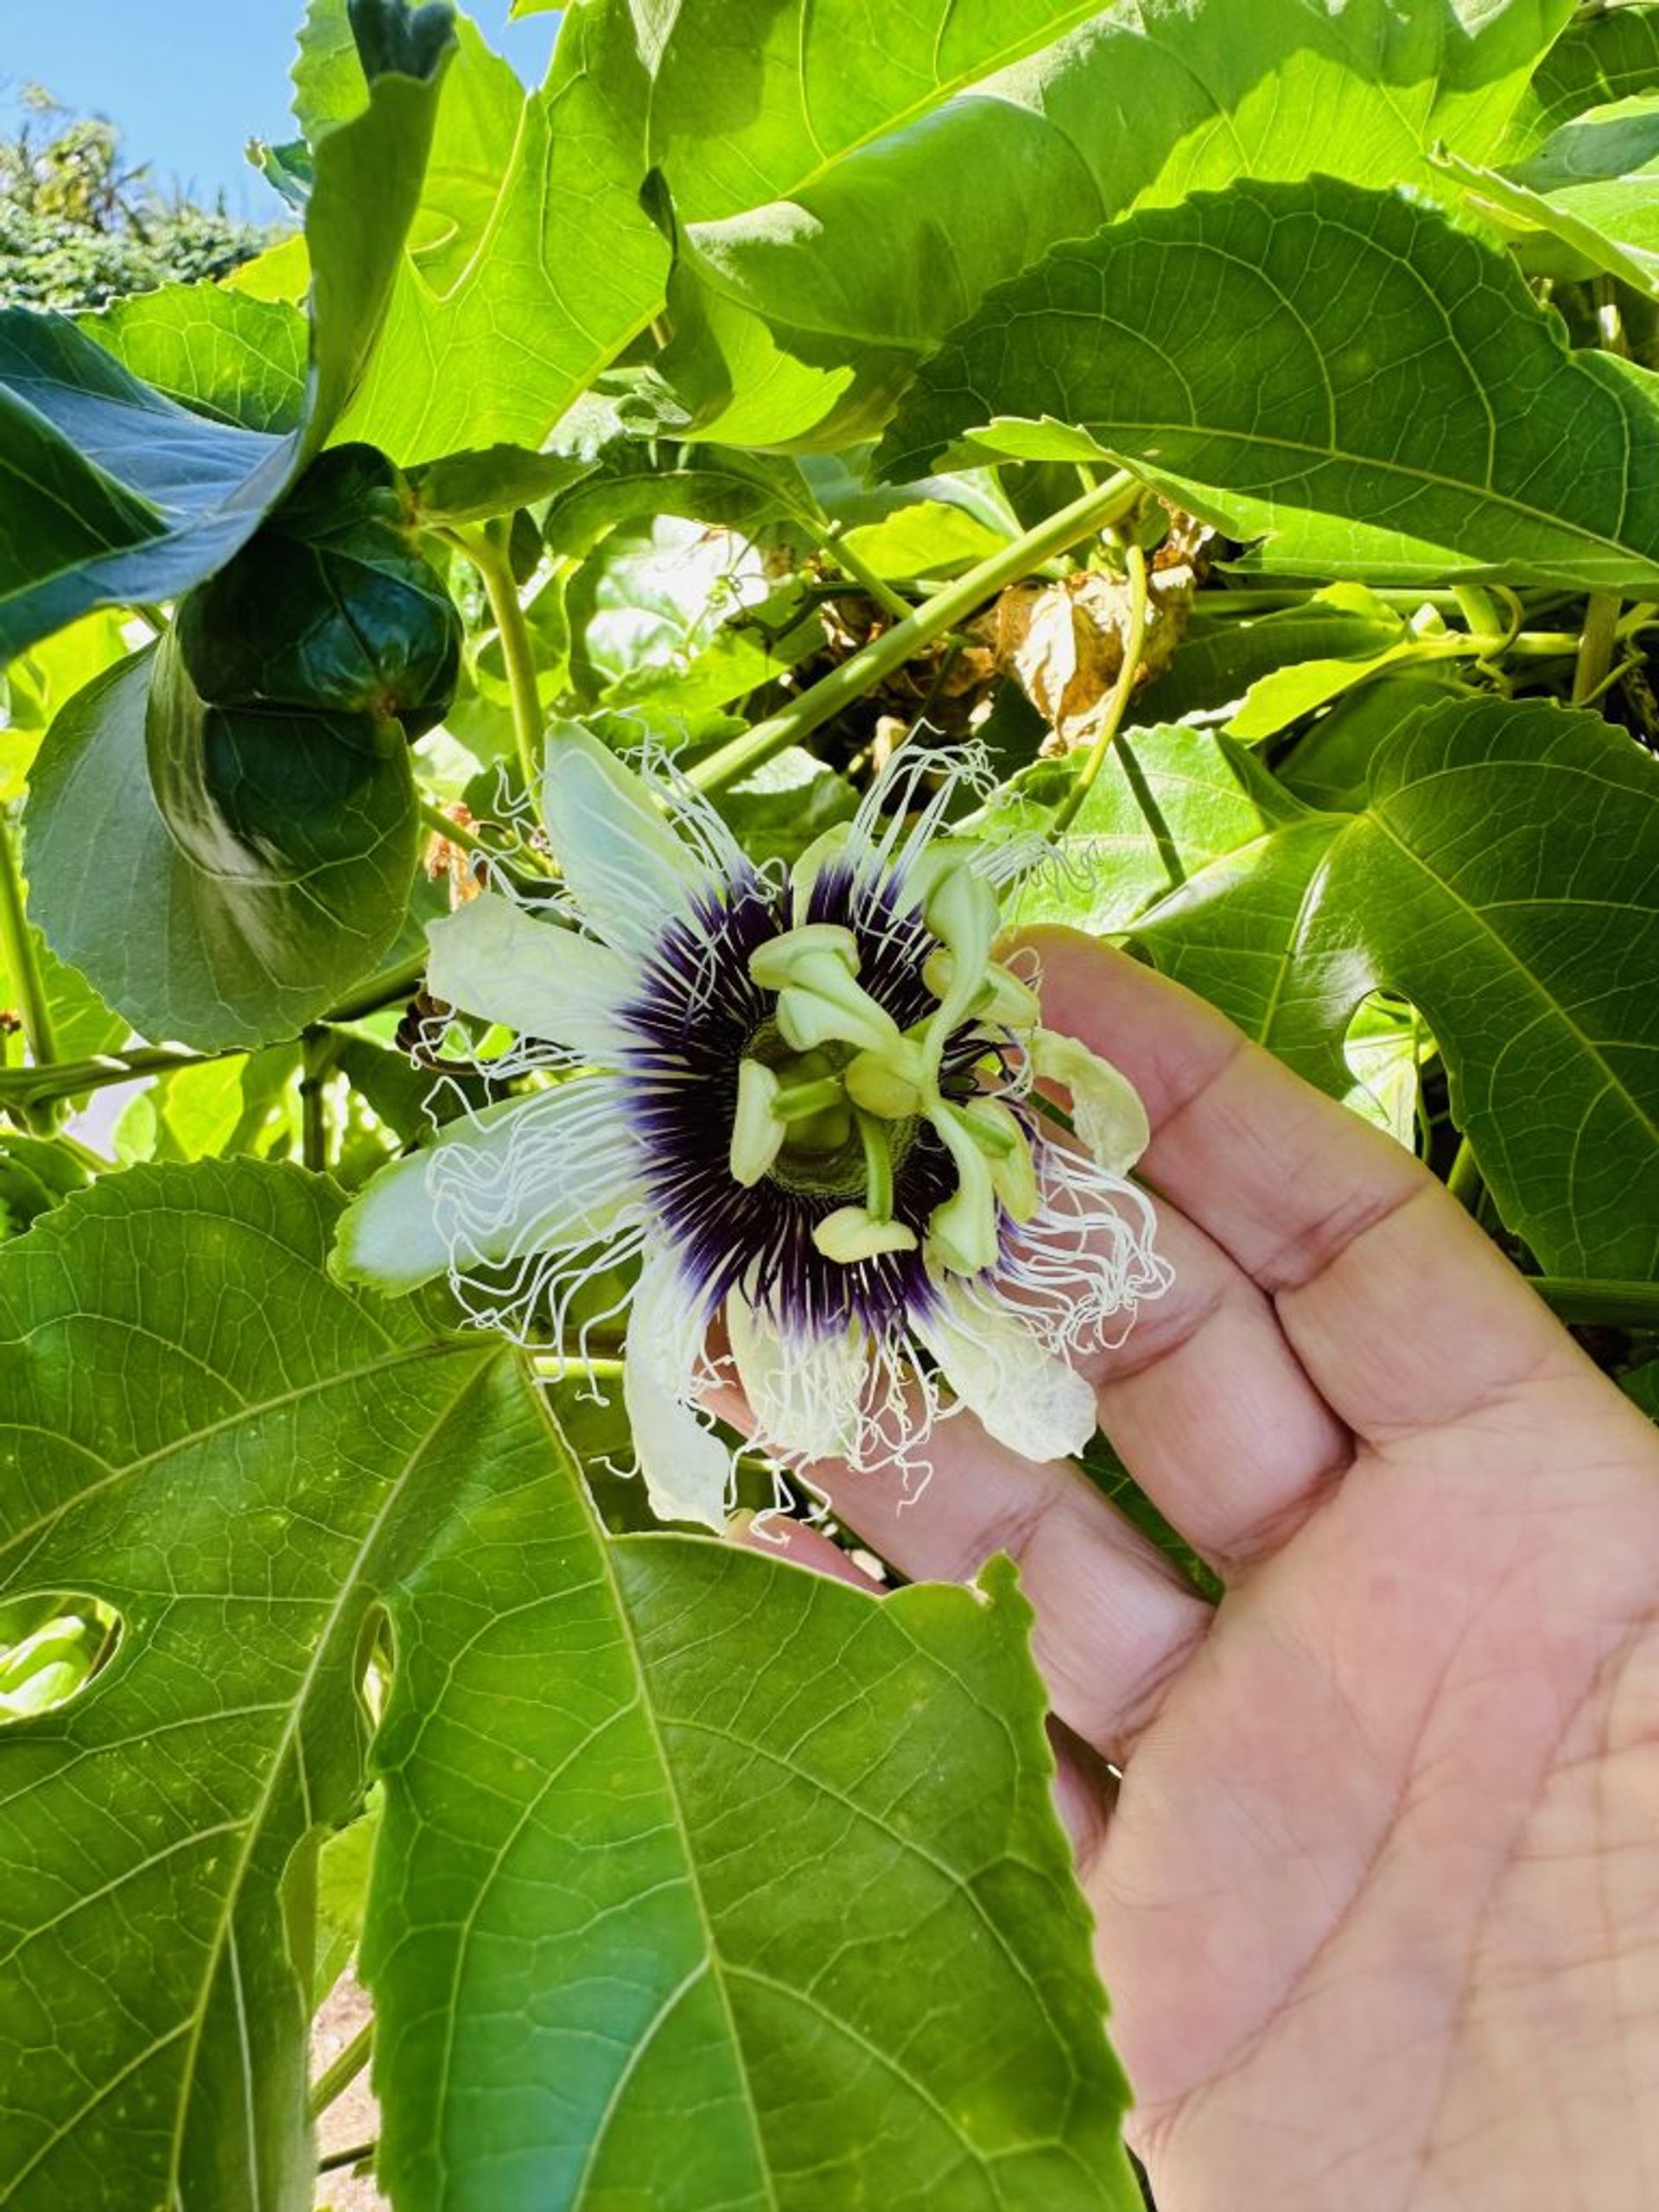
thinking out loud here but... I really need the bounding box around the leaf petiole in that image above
[308,2018,373,2121]
[1049,539,1150,838]
[449,524,546,808]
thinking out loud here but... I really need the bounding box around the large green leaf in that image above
[880,176,1659,588]
[84,288,309,437]
[0,1163,1128,2209]
[320,1,671,466]
[22,642,419,1050]
[1007,697,1659,1276]
[0,1163,490,2211]
[657,0,1579,447]
[0,2,452,661]
[367,1454,1135,2210]
[326,0,1110,465]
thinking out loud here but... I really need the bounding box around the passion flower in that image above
[333,729,1170,1526]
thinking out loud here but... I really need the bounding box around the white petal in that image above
[333,1079,639,1295]
[541,723,713,956]
[912,1278,1098,1463]
[727,1293,869,1465]
[1033,1028,1151,1174]
[624,1243,733,1530]
[425,896,632,1060]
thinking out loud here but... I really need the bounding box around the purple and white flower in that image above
[334,728,1170,1528]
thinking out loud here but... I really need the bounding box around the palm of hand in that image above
[743,931,1659,2211]
[1102,1370,1659,2209]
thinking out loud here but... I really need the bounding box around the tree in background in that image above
[0,82,282,309]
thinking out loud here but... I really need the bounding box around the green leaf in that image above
[839,500,1012,578]
[1509,91,1659,190]
[1224,641,1419,741]
[365,1497,1137,2210]
[0,7,452,661]
[1132,590,1407,729]
[83,287,309,436]
[112,1047,302,1167]
[22,442,460,1051]
[0,1162,1132,2209]
[642,0,1109,229]
[333,0,1120,466]
[563,515,773,704]
[880,177,1659,588]
[0,1162,493,2210]
[709,746,861,868]
[660,0,1580,447]
[1273,672,1467,812]
[1528,1,1659,137]
[406,445,594,527]
[0,1134,90,1240]
[982,723,1305,936]
[23,642,418,1050]
[0,611,134,804]
[327,4,670,466]
[1048,696,1659,1279]
[543,442,812,559]
[1438,145,1659,297]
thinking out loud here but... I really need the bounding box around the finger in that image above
[1080,1196,1351,1571]
[1024,928,1591,1440]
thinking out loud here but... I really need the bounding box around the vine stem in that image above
[1573,590,1621,703]
[308,2018,373,2120]
[0,961,431,1121]
[315,2138,378,2177]
[300,1030,336,1173]
[416,798,492,859]
[0,810,56,1071]
[1049,540,1150,838]
[690,470,1142,793]
[813,520,914,623]
[1446,1136,1484,1214]
[453,524,545,803]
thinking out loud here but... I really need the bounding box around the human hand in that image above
[735,928,1659,2211]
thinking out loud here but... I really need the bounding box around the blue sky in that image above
[2,2,561,216]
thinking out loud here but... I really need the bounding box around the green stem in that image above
[0,958,431,1120]
[300,1030,335,1173]
[816,523,914,624]
[1050,541,1150,838]
[455,524,544,803]
[1529,1278,1659,1328]
[416,799,493,860]
[690,471,1143,793]
[1423,629,1581,662]
[308,2019,373,2120]
[0,810,56,1073]
[1573,590,1621,704]
[1446,1136,1484,1213]
[0,1046,210,1123]
[323,956,429,1028]
[1450,583,1502,639]
[316,2139,378,2177]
